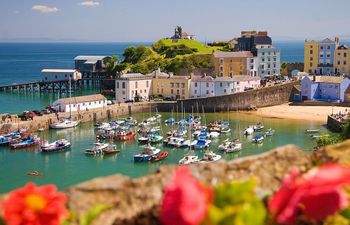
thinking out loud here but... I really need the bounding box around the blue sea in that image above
[0,41,305,114]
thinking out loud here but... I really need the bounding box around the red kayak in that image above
[150,151,169,162]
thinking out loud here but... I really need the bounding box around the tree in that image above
[104,55,119,77]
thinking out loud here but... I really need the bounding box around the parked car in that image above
[125,99,134,103]
[163,96,175,101]
[154,98,163,102]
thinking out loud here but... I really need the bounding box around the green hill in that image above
[153,38,221,56]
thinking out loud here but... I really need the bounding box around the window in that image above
[135,81,138,89]
[310,50,313,54]
[262,58,265,62]
[327,54,330,58]
[344,53,347,57]
[320,46,324,50]
[144,89,146,93]
[310,63,313,67]
[327,46,330,50]
[344,61,347,65]
[161,89,163,94]
[55,75,58,79]
[310,57,313,61]
[171,89,174,94]
[262,52,265,56]
[220,72,223,76]
[220,58,224,64]
[132,90,134,95]
[220,82,223,87]
[206,83,209,87]
[146,81,149,87]
[181,83,185,88]
[65,74,67,77]
[140,90,143,94]
[176,83,180,88]
[116,82,119,88]
[195,82,197,87]
[122,82,125,89]
[224,89,226,93]
[338,61,341,65]
[220,66,223,72]
[182,90,185,95]
[170,82,174,88]
[206,90,209,94]
[194,90,197,94]
[177,90,180,94]
[320,54,324,58]
[122,91,125,95]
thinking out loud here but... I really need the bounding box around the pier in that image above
[0,78,115,93]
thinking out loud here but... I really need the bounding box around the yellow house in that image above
[304,40,319,74]
[335,45,350,75]
[212,51,252,77]
[149,69,191,100]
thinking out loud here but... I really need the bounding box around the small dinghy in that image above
[244,127,254,135]
[133,145,160,162]
[200,150,222,163]
[27,171,42,176]
[85,142,109,155]
[253,123,264,131]
[150,151,169,162]
[265,128,275,136]
[252,135,264,144]
[103,145,120,155]
[10,137,41,149]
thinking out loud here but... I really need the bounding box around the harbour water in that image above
[0,111,328,193]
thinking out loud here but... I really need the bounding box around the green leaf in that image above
[208,180,266,225]
[79,204,112,225]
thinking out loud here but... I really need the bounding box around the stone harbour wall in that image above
[157,81,299,113]
[0,103,159,134]
[65,140,350,225]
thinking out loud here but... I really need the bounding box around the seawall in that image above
[0,103,158,133]
[158,81,299,113]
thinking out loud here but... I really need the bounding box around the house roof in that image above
[320,38,335,44]
[191,75,215,82]
[41,69,77,73]
[74,56,110,61]
[215,76,260,82]
[314,76,345,84]
[213,51,253,58]
[337,45,349,50]
[116,73,152,80]
[182,32,195,36]
[57,94,106,105]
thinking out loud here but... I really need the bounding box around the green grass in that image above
[157,38,221,55]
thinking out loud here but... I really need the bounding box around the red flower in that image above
[160,166,212,225]
[2,183,68,225]
[269,164,350,224]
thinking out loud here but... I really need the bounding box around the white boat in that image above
[220,127,231,134]
[133,146,160,162]
[253,123,264,131]
[244,127,254,135]
[41,139,71,153]
[174,138,193,148]
[209,131,220,139]
[50,119,79,129]
[179,153,200,165]
[265,128,275,136]
[306,129,319,133]
[85,143,109,155]
[252,135,264,144]
[193,139,211,149]
[218,139,242,153]
[200,150,222,163]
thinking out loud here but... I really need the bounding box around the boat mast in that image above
[69,76,72,119]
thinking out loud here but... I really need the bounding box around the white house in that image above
[190,75,215,98]
[52,94,107,112]
[115,73,152,102]
[41,69,82,82]
[301,76,350,102]
[248,45,281,78]
[215,76,261,96]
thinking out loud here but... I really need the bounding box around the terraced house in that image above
[304,38,339,75]
[335,45,350,75]
[149,69,191,100]
[212,51,252,77]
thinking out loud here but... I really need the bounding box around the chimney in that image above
[335,37,340,46]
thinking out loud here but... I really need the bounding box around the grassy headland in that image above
[105,39,223,75]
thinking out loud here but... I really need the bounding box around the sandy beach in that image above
[243,104,350,123]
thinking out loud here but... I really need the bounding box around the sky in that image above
[1,0,350,42]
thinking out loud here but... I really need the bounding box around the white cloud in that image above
[79,1,100,7]
[32,5,60,13]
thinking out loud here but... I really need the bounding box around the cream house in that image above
[115,73,152,102]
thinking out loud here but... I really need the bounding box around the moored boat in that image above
[150,151,169,162]
[115,131,135,141]
[306,129,319,133]
[103,145,120,154]
[133,145,160,162]
[218,139,242,153]
[244,127,254,135]
[193,139,211,149]
[10,137,41,149]
[265,128,275,136]
[85,142,109,155]
[252,135,264,144]
[50,119,79,129]
[200,150,222,163]
[253,123,264,131]
[178,152,200,165]
[41,139,71,153]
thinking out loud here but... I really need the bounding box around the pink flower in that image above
[160,166,212,225]
[269,164,350,224]
[1,183,68,225]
